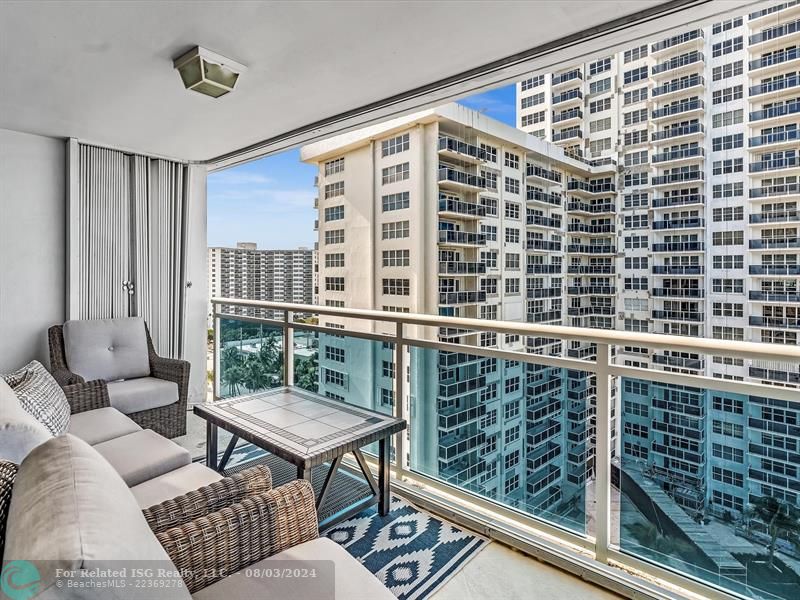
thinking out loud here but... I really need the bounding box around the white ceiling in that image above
[0,1,699,161]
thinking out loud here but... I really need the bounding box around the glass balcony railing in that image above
[749,155,799,173]
[552,108,583,123]
[749,237,800,249]
[749,128,799,147]
[567,201,615,213]
[567,286,615,295]
[211,299,800,600]
[438,135,488,161]
[652,194,705,208]
[439,261,487,275]
[438,197,488,217]
[651,123,704,141]
[651,287,704,298]
[527,214,562,228]
[652,75,704,97]
[652,51,704,75]
[749,46,800,70]
[652,265,704,275]
[652,217,704,230]
[749,290,800,302]
[552,69,583,86]
[651,241,705,252]
[749,264,800,275]
[439,291,488,305]
[566,223,615,234]
[567,180,616,194]
[527,188,562,206]
[527,263,562,274]
[438,230,487,246]
[749,182,800,198]
[526,287,561,298]
[438,166,487,189]
[652,171,704,185]
[749,1,799,21]
[749,17,800,44]
[526,163,562,183]
[749,74,799,97]
[566,244,615,254]
[526,239,562,252]
[749,100,800,122]
[651,99,703,119]
[567,264,615,274]
[651,147,704,163]
[552,89,583,105]
[552,128,582,142]
[651,29,702,53]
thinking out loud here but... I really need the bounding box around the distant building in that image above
[208,243,315,319]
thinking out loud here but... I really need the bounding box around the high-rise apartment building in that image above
[302,104,624,525]
[517,3,800,518]
[208,243,315,318]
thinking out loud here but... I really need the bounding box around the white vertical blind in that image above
[75,143,187,357]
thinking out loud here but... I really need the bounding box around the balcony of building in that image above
[567,200,616,215]
[749,73,800,98]
[527,262,562,274]
[438,165,488,192]
[651,170,704,187]
[438,135,489,164]
[750,315,800,329]
[527,213,563,230]
[525,163,562,185]
[552,68,583,88]
[749,181,800,199]
[651,74,704,100]
[749,290,800,302]
[651,146,704,165]
[749,154,800,175]
[749,99,800,124]
[552,107,583,127]
[527,187,563,207]
[552,127,583,143]
[439,196,488,219]
[652,217,704,230]
[651,193,705,209]
[439,290,488,305]
[749,46,800,76]
[749,264,800,275]
[651,98,704,122]
[748,127,799,150]
[551,89,583,108]
[650,122,705,144]
[526,239,563,252]
[651,51,704,77]
[567,263,615,274]
[651,287,704,298]
[439,261,488,275]
[749,236,800,249]
[749,1,800,26]
[652,264,704,276]
[748,17,800,50]
[438,229,488,247]
[566,179,616,197]
[650,29,703,57]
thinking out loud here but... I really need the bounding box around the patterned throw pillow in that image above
[0,460,18,558]
[2,361,70,436]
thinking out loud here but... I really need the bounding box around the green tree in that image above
[749,496,800,568]
[243,354,270,392]
[294,351,319,392]
[225,364,246,396]
[258,332,281,373]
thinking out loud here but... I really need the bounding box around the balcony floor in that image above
[176,409,621,599]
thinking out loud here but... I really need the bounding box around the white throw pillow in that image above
[2,361,70,436]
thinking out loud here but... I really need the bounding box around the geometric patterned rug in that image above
[324,495,488,599]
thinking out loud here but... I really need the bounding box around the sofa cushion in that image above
[2,360,70,436]
[192,537,394,600]
[67,406,142,445]
[63,317,151,382]
[93,429,191,487]
[107,377,179,415]
[0,377,52,463]
[132,463,223,509]
[0,460,18,559]
[3,434,190,599]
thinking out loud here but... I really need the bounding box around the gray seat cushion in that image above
[93,429,191,487]
[107,377,179,415]
[2,360,70,436]
[192,537,394,600]
[0,378,52,464]
[63,317,151,382]
[3,434,190,599]
[67,406,142,445]
[132,463,224,509]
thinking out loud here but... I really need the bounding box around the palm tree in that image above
[749,496,800,568]
[225,364,246,396]
[243,354,268,392]
[258,332,281,373]
[294,351,319,392]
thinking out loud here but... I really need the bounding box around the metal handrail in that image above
[211,298,800,363]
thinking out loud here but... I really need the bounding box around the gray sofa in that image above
[1,374,394,599]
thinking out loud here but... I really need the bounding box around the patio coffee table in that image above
[194,386,407,528]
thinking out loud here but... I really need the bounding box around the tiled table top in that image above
[194,386,406,467]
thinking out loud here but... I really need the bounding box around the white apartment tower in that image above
[302,104,622,525]
[517,2,800,386]
[208,243,315,318]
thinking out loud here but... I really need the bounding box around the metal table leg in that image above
[206,422,218,471]
[218,434,239,472]
[379,438,390,516]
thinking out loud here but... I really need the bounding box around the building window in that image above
[504,177,520,194]
[712,36,742,57]
[323,368,346,388]
[624,44,648,63]
[380,388,394,406]
[382,191,410,212]
[589,97,612,113]
[712,85,743,105]
[382,220,410,239]
[623,87,648,105]
[382,162,410,184]
[624,66,648,85]
[504,152,520,169]
[521,92,545,108]
[381,133,410,157]
[382,249,410,267]
[589,57,611,75]
[324,229,345,245]
[324,157,344,176]
[325,277,345,292]
[505,227,520,244]
[712,16,742,34]
[382,278,410,296]
[325,346,345,362]
[712,60,743,82]
[712,134,743,151]
[520,75,544,91]
[505,278,520,294]
[325,253,344,268]
[712,158,743,175]
[324,180,344,199]
[324,205,344,222]
[712,109,743,128]
[589,78,611,95]
[504,202,521,220]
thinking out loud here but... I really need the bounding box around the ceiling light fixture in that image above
[173,46,247,99]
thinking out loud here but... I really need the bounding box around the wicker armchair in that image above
[48,322,189,438]
[154,478,319,593]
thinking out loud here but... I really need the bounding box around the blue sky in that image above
[207,84,516,249]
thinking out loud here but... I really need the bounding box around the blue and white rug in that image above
[324,495,488,599]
